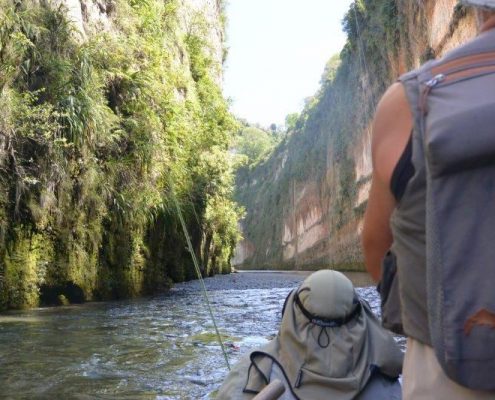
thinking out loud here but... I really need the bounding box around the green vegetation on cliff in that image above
[233,124,281,166]
[0,0,241,310]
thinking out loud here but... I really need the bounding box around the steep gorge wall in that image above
[57,0,224,76]
[0,0,239,310]
[234,0,477,270]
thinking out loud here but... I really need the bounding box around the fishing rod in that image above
[169,181,231,371]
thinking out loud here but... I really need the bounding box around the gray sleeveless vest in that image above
[395,27,495,390]
[392,70,430,346]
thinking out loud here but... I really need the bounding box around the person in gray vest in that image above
[362,1,495,398]
[216,270,403,400]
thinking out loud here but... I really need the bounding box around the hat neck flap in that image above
[243,290,403,400]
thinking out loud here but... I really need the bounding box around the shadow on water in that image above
[0,271,401,399]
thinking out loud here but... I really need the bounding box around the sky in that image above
[223,0,354,129]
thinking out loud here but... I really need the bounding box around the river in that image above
[0,271,401,399]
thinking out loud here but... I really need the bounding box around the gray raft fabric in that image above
[216,270,403,400]
[461,0,495,8]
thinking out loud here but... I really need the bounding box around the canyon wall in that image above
[0,0,239,310]
[234,0,477,270]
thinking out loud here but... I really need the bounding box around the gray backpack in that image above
[418,46,495,389]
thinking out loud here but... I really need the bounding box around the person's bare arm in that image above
[362,82,413,282]
[363,175,395,282]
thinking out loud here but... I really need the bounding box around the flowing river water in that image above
[0,271,403,399]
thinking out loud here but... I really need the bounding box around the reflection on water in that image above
[0,271,399,399]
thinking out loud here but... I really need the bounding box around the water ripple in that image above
[0,271,401,399]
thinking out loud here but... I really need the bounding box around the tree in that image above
[234,126,277,164]
[285,112,299,132]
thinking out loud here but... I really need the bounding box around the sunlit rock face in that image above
[233,0,477,271]
[281,181,328,263]
[54,0,113,37]
[180,0,225,82]
[57,0,224,80]
[231,236,255,267]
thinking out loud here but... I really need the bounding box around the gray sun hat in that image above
[297,269,355,320]
[461,0,495,8]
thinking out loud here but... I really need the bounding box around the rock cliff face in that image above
[57,0,224,76]
[0,0,237,310]
[234,0,477,270]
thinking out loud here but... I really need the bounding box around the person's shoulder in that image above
[372,82,409,144]
[371,82,412,183]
